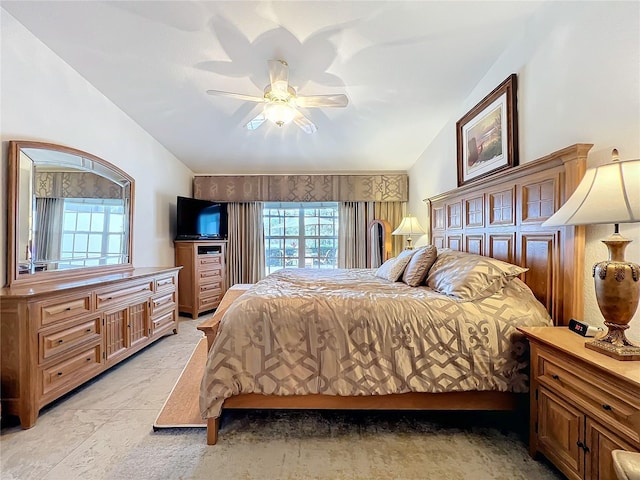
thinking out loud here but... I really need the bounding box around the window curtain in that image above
[338,201,374,268]
[33,197,64,267]
[373,201,406,257]
[338,201,407,268]
[226,202,266,286]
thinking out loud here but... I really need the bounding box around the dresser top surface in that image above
[518,326,640,388]
[1,266,181,298]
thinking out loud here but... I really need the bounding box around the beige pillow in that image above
[375,249,415,282]
[426,249,528,300]
[402,245,437,287]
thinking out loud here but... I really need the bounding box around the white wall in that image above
[408,1,640,341]
[0,10,194,287]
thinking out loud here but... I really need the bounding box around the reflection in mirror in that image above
[8,142,134,286]
[367,219,391,268]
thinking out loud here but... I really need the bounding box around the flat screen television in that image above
[175,196,228,240]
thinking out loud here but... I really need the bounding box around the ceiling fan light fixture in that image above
[264,102,296,127]
[207,59,346,133]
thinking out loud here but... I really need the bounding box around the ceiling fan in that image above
[206,59,348,134]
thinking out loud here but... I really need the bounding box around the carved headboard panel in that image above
[426,144,592,326]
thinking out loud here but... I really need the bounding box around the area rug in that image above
[153,338,206,428]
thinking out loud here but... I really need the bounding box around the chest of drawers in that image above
[175,240,227,318]
[0,267,181,428]
[519,327,640,480]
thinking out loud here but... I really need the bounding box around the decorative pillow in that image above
[402,245,438,287]
[426,249,528,300]
[375,249,415,282]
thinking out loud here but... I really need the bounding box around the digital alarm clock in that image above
[568,318,603,337]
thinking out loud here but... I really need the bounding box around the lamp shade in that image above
[392,215,426,236]
[542,155,640,227]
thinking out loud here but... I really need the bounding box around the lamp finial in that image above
[612,148,620,162]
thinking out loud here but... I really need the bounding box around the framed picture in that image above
[456,74,518,186]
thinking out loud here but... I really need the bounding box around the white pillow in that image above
[375,250,415,282]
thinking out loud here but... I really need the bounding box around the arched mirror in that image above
[367,219,392,268]
[7,141,134,286]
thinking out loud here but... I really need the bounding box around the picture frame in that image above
[456,74,518,186]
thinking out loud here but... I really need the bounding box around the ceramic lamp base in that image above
[586,322,640,361]
[589,233,640,361]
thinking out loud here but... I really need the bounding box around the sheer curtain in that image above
[226,202,266,286]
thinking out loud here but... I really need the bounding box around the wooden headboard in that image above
[426,144,592,326]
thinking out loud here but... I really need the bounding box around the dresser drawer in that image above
[40,344,102,398]
[198,255,223,269]
[39,315,102,363]
[36,293,93,328]
[199,268,223,283]
[151,291,176,314]
[155,275,176,293]
[538,348,640,445]
[200,280,223,294]
[152,309,176,332]
[199,292,222,310]
[95,280,153,308]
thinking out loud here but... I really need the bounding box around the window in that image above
[263,203,339,275]
[59,199,127,268]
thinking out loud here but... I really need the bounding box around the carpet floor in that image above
[1,316,563,480]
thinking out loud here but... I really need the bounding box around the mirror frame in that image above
[6,140,135,287]
[366,219,392,268]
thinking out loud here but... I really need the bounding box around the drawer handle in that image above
[551,374,560,380]
[65,307,72,311]
[107,296,114,300]
[57,372,63,376]
[576,441,590,452]
[86,328,92,333]
[86,358,91,362]
[58,339,64,344]
[602,404,612,411]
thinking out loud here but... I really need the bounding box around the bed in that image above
[200,144,592,445]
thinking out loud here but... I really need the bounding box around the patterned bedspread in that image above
[200,268,552,419]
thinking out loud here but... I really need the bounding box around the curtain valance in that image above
[35,171,126,199]
[193,174,408,202]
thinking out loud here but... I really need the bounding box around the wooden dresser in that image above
[518,327,640,480]
[175,240,227,318]
[0,267,181,428]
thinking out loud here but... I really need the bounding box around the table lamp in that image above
[392,214,426,250]
[542,149,640,360]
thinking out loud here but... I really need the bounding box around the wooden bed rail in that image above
[197,284,252,350]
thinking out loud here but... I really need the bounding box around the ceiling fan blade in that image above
[245,113,267,131]
[295,94,349,108]
[293,111,317,134]
[268,59,289,93]
[206,89,265,103]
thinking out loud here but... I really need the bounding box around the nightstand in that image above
[518,327,640,480]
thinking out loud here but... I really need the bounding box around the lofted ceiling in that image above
[2,1,544,174]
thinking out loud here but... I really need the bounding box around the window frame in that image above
[263,202,339,275]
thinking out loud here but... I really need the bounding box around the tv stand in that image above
[174,240,227,318]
